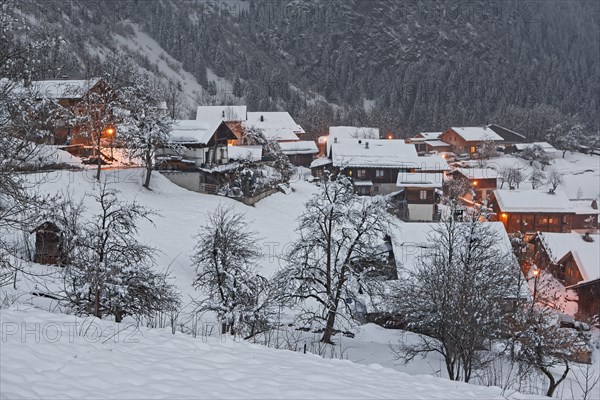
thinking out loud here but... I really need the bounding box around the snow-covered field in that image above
[479,152,600,200]
[1,306,538,400]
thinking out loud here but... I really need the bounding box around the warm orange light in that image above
[532,268,540,277]
[105,128,115,135]
[501,213,508,219]
[387,134,393,140]
[473,180,478,186]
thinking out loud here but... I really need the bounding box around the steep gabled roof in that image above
[170,120,222,145]
[487,124,527,142]
[537,232,600,284]
[397,172,444,188]
[493,190,574,213]
[331,139,420,168]
[448,127,503,142]
[244,112,303,142]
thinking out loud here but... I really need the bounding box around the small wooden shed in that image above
[31,221,63,265]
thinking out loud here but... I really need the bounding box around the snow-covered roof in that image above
[569,199,599,215]
[456,168,499,180]
[493,190,574,213]
[196,105,247,122]
[310,156,333,168]
[278,141,318,155]
[424,140,451,148]
[416,132,443,140]
[244,112,304,142]
[417,155,450,171]
[449,127,504,142]
[227,145,263,162]
[29,78,101,99]
[397,172,444,188]
[170,120,220,144]
[331,139,421,169]
[514,142,559,155]
[537,232,600,284]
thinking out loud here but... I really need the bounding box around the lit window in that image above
[420,190,427,200]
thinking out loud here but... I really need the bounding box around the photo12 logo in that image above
[1,320,140,344]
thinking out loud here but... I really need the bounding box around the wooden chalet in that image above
[29,78,108,145]
[30,221,63,265]
[570,199,599,232]
[450,168,498,202]
[508,142,560,159]
[406,132,452,154]
[158,120,237,169]
[491,190,576,233]
[532,232,600,320]
[438,126,504,155]
[311,137,448,197]
[395,172,443,221]
[278,141,318,167]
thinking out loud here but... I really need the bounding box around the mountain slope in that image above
[17,0,600,138]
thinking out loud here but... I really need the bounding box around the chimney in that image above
[334,137,338,143]
[222,110,225,118]
[483,125,487,130]
[365,142,369,149]
[358,140,362,144]
[260,115,264,122]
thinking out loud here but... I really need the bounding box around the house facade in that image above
[278,141,319,167]
[438,126,504,155]
[311,138,448,196]
[532,232,600,320]
[30,78,107,145]
[160,120,237,168]
[491,190,576,233]
[395,172,443,221]
[450,168,498,202]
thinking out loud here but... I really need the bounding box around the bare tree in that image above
[507,167,524,189]
[277,175,392,343]
[546,169,563,194]
[529,164,546,190]
[392,215,521,382]
[61,181,179,322]
[510,305,582,397]
[191,206,272,336]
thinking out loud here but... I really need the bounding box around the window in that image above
[357,170,367,179]
[376,170,385,178]
[420,190,427,200]
[356,186,370,196]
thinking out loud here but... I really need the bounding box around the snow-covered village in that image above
[1,1,599,399]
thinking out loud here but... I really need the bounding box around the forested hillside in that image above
[17,0,600,140]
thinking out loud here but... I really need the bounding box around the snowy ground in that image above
[477,152,600,200]
[3,150,600,399]
[1,306,541,400]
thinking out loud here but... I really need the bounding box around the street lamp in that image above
[531,266,540,307]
